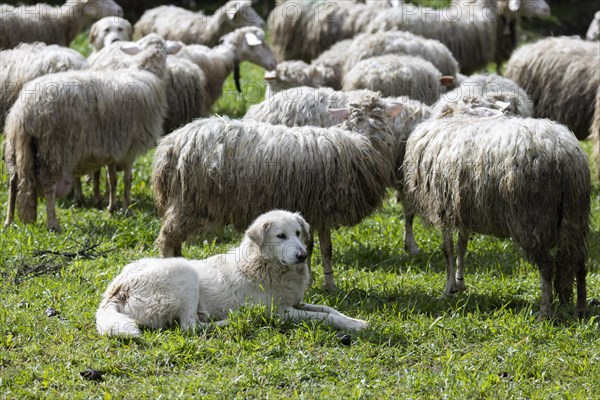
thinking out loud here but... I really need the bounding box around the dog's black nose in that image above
[296,250,307,262]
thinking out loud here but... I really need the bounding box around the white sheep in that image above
[134,1,265,46]
[152,92,402,292]
[0,42,88,129]
[403,102,590,319]
[342,55,454,105]
[0,0,123,49]
[88,16,132,52]
[587,11,600,41]
[244,86,431,256]
[3,34,181,232]
[505,36,599,140]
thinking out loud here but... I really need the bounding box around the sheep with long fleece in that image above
[402,104,590,318]
[3,34,181,232]
[88,16,132,52]
[342,55,454,105]
[0,42,88,129]
[244,86,431,256]
[505,36,599,140]
[433,74,534,118]
[365,0,550,74]
[587,11,600,41]
[153,93,401,292]
[0,0,123,49]
[134,1,264,46]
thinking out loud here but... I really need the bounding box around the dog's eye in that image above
[117,27,123,32]
[104,28,110,33]
[276,233,287,240]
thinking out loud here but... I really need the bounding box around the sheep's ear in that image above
[264,70,277,81]
[247,221,270,247]
[166,41,182,55]
[120,43,142,55]
[386,102,404,117]
[295,214,310,241]
[495,100,511,111]
[596,10,600,19]
[508,0,521,11]
[439,76,455,88]
[328,107,350,119]
[388,0,402,6]
[89,24,98,47]
[245,32,262,47]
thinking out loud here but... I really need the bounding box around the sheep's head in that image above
[587,11,600,41]
[230,27,277,71]
[120,34,182,78]
[223,0,265,30]
[502,0,550,18]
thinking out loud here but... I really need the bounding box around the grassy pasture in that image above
[0,29,599,399]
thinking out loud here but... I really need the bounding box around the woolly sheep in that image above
[89,16,132,52]
[587,11,600,41]
[366,0,550,74]
[3,34,181,232]
[342,55,454,105]
[432,74,534,118]
[0,0,123,49]
[244,86,431,256]
[403,105,590,318]
[505,36,599,140]
[152,93,402,292]
[134,1,265,46]
[0,42,88,129]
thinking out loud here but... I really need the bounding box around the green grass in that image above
[1,32,599,399]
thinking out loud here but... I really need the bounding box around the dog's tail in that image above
[96,298,141,338]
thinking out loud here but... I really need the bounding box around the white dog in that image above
[96,210,368,337]
[89,16,133,52]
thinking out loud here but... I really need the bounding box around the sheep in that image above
[342,55,455,105]
[504,36,599,140]
[244,86,431,256]
[268,0,387,62]
[174,26,278,111]
[134,1,265,47]
[89,16,132,52]
[152,92,403,292]
[3,34,181,232]
[402,104,590,319]
[365,0,550,74]
[586,10,600,41]
[0,42,88,129]
[432,74,534,118]
[0,0,123,50]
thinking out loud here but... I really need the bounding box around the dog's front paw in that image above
[347,318,368,331]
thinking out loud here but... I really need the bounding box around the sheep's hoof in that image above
[48,224,63,233]
[122,208,134,217]
[404,245,421,256]
[324,283,339,293]
[107,205,118,214]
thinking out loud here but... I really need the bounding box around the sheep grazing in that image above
[403,105,590,318]
[134,1,265,46]
[342,55,454,105]
[366,0,550,74]
[89,16,132,52]
[586,10,600,41]
[153,93,402,292]
[244,86,431,256]
[505,36,599,140]
[0,42,88,129]
[433,74,534,118]
[3,34,181,232]
[0,0,123,50]
[174,26,277,111]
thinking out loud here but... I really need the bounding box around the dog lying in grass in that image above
[96,210,368,337]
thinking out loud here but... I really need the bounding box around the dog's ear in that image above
[295,214,310,240]
[89,23,99,48]
[247,221,271,247]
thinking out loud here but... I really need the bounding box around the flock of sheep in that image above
[1,0,599,320]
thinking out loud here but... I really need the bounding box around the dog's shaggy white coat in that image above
[96,210,368,337]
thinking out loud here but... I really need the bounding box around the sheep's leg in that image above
[4,173,17,228]
[92,170,103,209]
[441,229,458,298]
[531,250,554,319]
[319,228,337,292]
[156,209,197,258]
[43,184,62,233]
[455,229,470,292]
[122,162,133,216]
[576,261,588,318]
[106,164,118,214]
[306,232,315,286]
[402,201,420,256]
[73,178,84,206]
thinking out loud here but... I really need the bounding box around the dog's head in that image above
[89,17,133,51]
[245,210,310,266]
